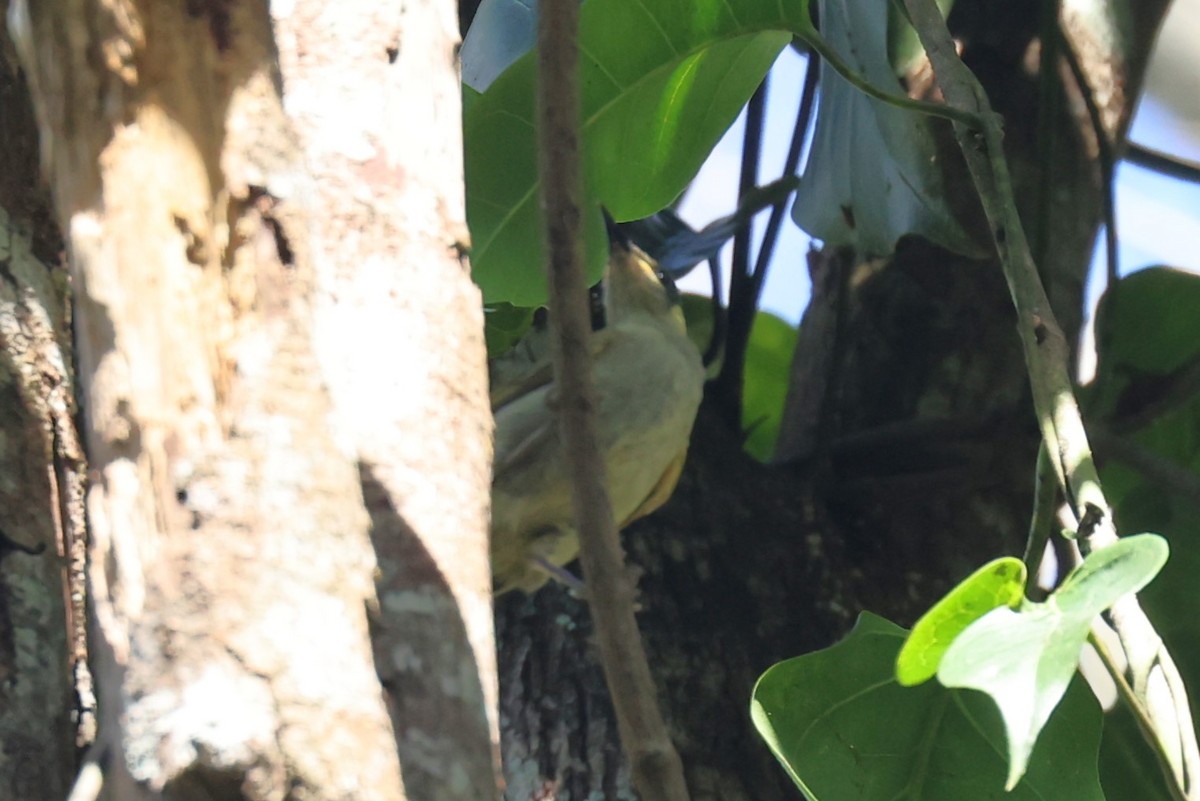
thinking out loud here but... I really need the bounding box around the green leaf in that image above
[896,557,1026,687]
[484,302,537,356]
[751,613,1106,801]
[742,310,798,461]
[1099,702,1176,801]
[938,534,1169,789]
[679,293,717,370]
[465,0,801,305]
[465,0,981,305]
[677,298,797,459]
[792,0,980,257]
[1088,266,1200,719]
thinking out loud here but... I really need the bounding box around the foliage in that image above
[751,613,1106,801]
[462,0,970,306]
[933,535,1166,789]
[895,557,1026,687]
[464,0,1200,796]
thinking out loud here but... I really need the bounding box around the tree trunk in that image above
[4,1,495,799]
[495,2,1171,799]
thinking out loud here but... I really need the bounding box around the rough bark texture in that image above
[7,1,494,799]
[494,2,1171,799]
[0,22,89,799]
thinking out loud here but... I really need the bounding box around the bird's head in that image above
[602,213,684,330]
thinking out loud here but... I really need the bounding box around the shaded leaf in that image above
[887,0,956,76]
[752,613,1106,800]
[460,0,539,91]
[742,310,798,461]
[1089,266,1200,718]
[465,0,798,304]
[792,0,980,256]
[484,302,537,356]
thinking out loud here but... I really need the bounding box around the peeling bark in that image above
[7,1,493,799]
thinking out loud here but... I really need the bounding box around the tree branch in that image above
[535,2,690,799]
[903,1,1200,796]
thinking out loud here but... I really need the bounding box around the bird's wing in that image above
[618,446,688,527]
[493,329,618,476]
[490,327,555,410]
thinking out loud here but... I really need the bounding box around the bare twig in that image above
[1126,144,1200,185]
[716,78,770,426]
[535,2,690,800]
[903,0,1200,796]
[1059,28,1120,287]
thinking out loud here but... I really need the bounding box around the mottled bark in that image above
[270,1,497,797]
[7,1,493,799]
[0,23,88,799]
[495,2,1171,799]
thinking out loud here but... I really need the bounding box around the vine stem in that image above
[902,0,1200,797]
[535,1,690,799]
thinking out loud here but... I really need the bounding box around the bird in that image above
[489,225,705,594]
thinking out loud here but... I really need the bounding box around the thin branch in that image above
[703,256,725,366]
[902,1,1200,797]
[535,2,690,800]
[1126,143,1200,185]
[717,56,819,429]
[716,78,770,426]
[1060,27,1119,286]
[751,53,820,295]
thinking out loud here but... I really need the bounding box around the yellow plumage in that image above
[489,239,705,594]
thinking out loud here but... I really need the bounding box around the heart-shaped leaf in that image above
[938,534,1168,789]
[752,613,1105,800]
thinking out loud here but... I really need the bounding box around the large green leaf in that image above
[465,0,799,305]
[465,0,981,306]
[937,534,1168,789]
[1087,267,1200,796]
[751,613,1106,800]
[792,0,980,256]
[742,310,798,462]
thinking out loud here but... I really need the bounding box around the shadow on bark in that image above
[360,463,499,800]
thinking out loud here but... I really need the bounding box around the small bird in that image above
[489,227,705,594]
